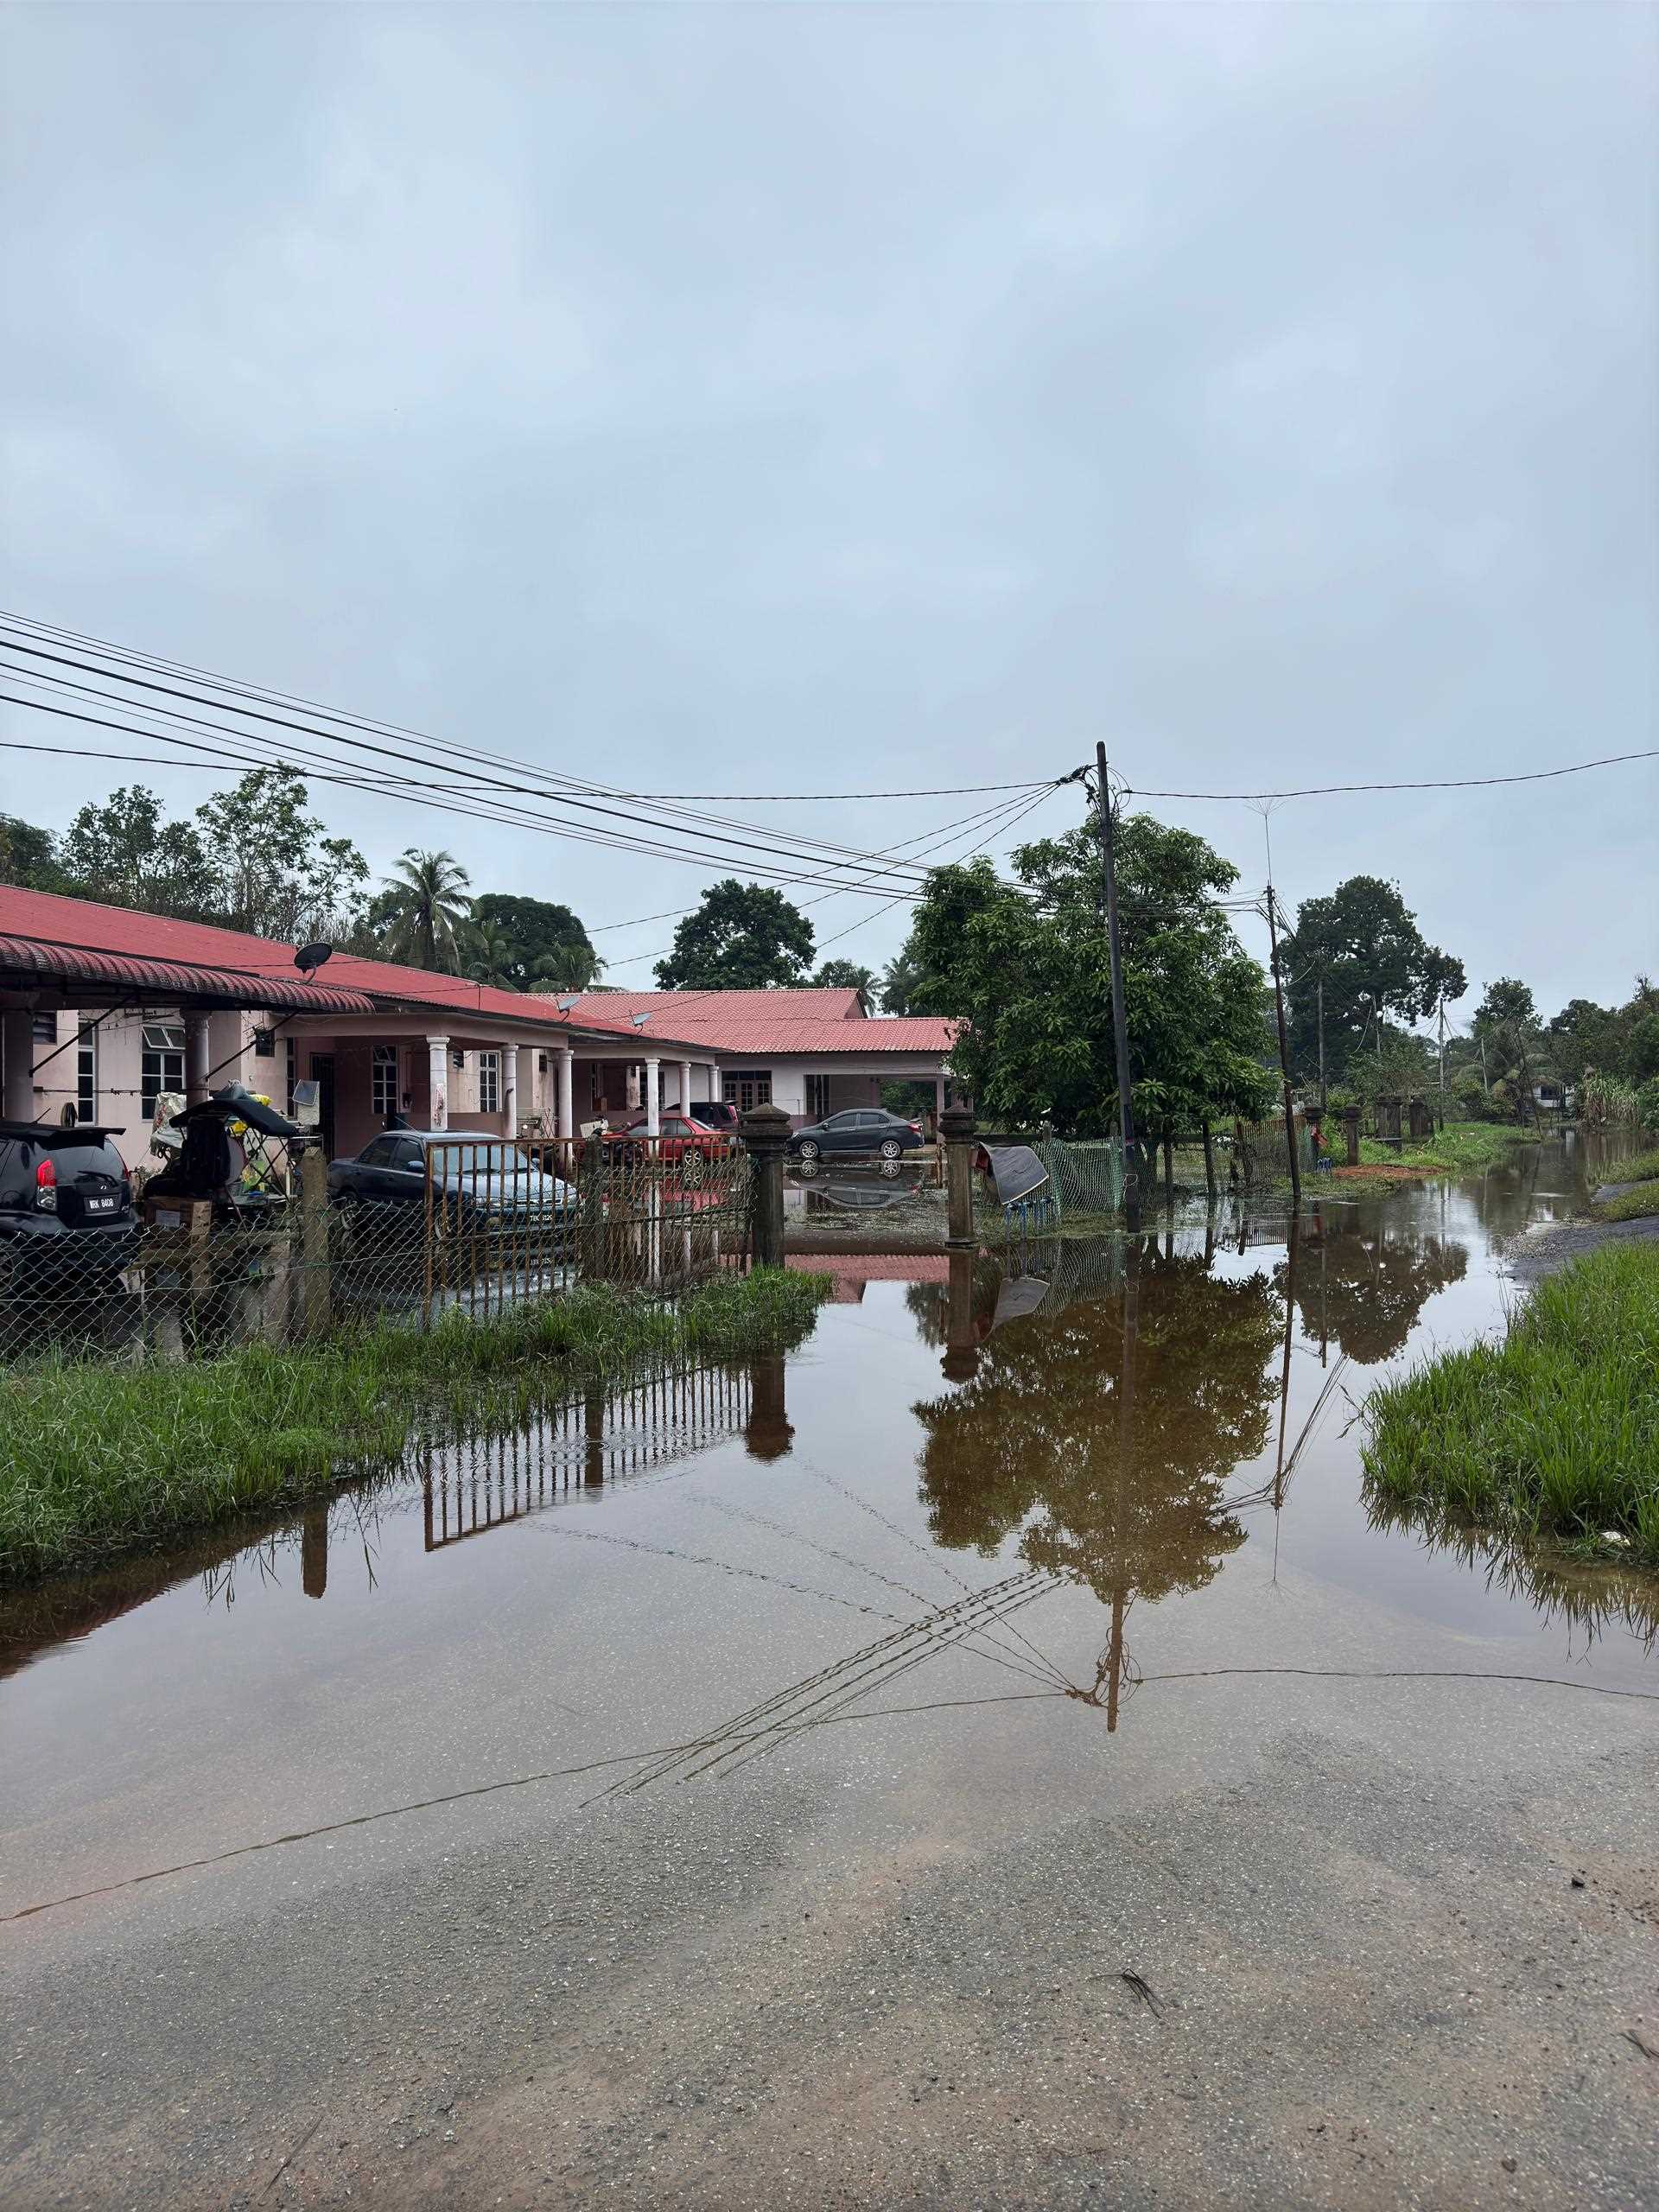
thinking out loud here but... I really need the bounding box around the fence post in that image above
[1408,1095,1432,1143]
[1341,1104,1361,1166]
[740,1101,791,1268]
[941,1101,977,1249]
[301,1141,331,1335]
[582,1127,607,1281]
[1376,1094,1402,1150]
[1201,1120,1217,1204]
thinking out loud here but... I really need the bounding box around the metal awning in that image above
[0,936,378,1014]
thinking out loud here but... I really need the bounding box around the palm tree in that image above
[467,925,518,990]
[377,849,473,971]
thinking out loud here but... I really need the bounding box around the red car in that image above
[607,1114,734,1182]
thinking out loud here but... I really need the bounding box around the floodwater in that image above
[3,1129,1656,2211]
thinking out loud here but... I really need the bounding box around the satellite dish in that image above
[294,942,334,976]
[630,1011,652,1029]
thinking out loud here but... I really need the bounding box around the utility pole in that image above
[1266,885,1301,1208]
[1317,970,1326,1112]
[1437,997,1447,1131]
[1096,741,1139,1224]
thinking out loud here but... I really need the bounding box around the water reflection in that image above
[914,1244,1280,1607]
[1276,1221,1468,1365]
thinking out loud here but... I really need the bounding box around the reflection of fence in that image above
[423,1358,759,1548]
[0,1133,751,1368]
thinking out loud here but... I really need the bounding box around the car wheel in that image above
[879,1137,903,1160]
[798,1139,821,1160]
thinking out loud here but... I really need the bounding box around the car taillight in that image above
[35,1156,57,1211]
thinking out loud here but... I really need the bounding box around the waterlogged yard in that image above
[2,1130,1655,2211]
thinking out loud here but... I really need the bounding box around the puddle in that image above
[3,1131,1654,1927]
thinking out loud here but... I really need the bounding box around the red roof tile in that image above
[551,989,955,1058]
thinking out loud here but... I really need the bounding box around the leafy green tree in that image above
[372,849,474,971]
[0,814,66,892]
[809,960,876,1008]
[1280,876,1465,1084]
[192,766,370,940]
[914,1249,1279,1606]
[654,879,815,989]
[1545,997,1619,1088]
[1473,977,1541,1121]
[466,925,518,989]
[878,935,939,1016]
[906,814,1275,1137]
[471,893,601,990]
[57,785,218,918]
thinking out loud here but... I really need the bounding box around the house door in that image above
[310,1053,336,1159]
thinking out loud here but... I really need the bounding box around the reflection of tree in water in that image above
[1278,1229,1467,1365]
[913,1251,1281,1606]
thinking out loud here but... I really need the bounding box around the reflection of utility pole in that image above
[1105,1236,1141,1732]
[1266,887,1302,1208]
[301,1505,328,1599]
[1096,742,1139,1227]
[1274,1217,1299,1512]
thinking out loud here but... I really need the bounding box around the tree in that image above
[809,960,876,1009]
[372,849,474,971]
[1279,876,1465,1085]
[0,814,66,892]
[466,925,518,990]
[878,935,939,1016]
[655,880,815,989]
[194,766,370,940]
[906,814,1276,1137]
[1473,977,1541,1121]
[470,893,601,990]
[57,786,218,918]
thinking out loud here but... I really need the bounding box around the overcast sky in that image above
[2,3,1654,1020]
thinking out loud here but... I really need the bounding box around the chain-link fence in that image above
[0,1130,752,1366]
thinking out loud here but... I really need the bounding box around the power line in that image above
[1115,749,1656,802]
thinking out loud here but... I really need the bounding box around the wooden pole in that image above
[1202,1119,1216,1204]
[1096,743,1139,1224]
[1266,887,1302,1209]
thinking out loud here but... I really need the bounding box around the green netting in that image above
[1037,1136,1126,1221]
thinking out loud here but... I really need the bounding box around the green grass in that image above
[1348,1122,1540,1173]
[1599,1147,1659,1187]
[1361,1243,1659,1567]
[0,1269,831,1586]
[1593,1178,1659,1224]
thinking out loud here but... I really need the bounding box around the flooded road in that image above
[3,1135,1656,2210]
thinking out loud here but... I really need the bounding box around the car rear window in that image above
[35,1141,126,1179]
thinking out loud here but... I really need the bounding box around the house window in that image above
[76,1021,97,1123]
[372,1044,399,1116]
[590,1063,604,1109]
[252,1027,276,1059]
[32,1010,55,1044]
[283,1037,297,1119]
[722,1070,772,1114]
[804,1073,832,1119]
[478,1051,500,1115]
[141,1022,186,1119]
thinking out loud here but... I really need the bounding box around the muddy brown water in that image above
[1,1129,1656,2210]
[3,1128,1652,1881]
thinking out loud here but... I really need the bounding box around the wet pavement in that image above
[2,1133,1656,2209]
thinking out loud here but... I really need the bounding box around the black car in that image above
[0,1122,137,1289]
[328,1130,574,1226]
[785,1109,924,1161]
[686,1101,739,1133]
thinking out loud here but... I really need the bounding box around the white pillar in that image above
[645,1057,661,1136]
[185,1013,212,1103]
[558,1047,575,1140]
[504,1045,524,1135]
[2,1007,35,1120]
[426,1034,449,1130]
[708,1062,720,1107]
[679,1060,693,1113]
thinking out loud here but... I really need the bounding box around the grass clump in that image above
[1361,1243,1659,1567]
[1604,1146,1659,1185]
[1347,1123,1540,1174]
[0,1268,830,1586]
[1593,1178,1659,1224]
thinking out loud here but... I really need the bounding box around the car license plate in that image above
[85,1196,116,1213]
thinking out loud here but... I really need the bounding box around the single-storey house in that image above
[0,887,958,1170]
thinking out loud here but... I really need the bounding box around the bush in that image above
[1637,1076,1659,1134]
